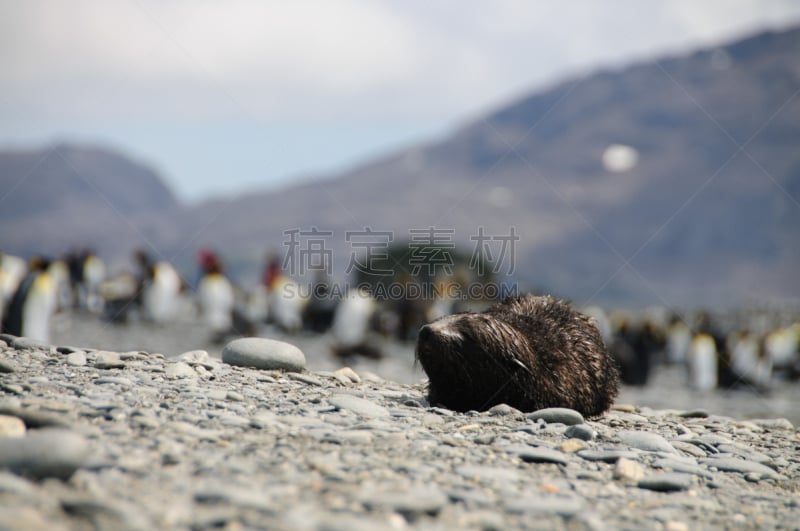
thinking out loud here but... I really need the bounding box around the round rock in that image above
[617,430,677,454]
[0,359,17,373]
[564,424,596,441]
[0,428,90,480]
[65,351,87,367]
[222,338,306,372]
[527,408,584,425]
[0,415,26,437]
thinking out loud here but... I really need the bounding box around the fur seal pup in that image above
[415,294,619,417]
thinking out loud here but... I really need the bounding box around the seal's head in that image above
[416,295,618,416]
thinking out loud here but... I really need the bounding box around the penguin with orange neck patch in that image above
[2,256,58,343]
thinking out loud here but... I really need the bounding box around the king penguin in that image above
[687,333,718,391]
[142,261,181,324]
[196,252,235,343]
[330,287,381,359]
[268,275,306,333]
[2,257,58,343]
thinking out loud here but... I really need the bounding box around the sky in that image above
[2,1,799,203]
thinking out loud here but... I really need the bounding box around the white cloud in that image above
[2,0,799,200]
[2,0,799,124]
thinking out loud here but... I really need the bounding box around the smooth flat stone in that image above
[10,337,51,351]
[617,430,678,453]
[328,395,389,418]
[527,408,584,425]
[700,457,782,479]
[652,458,713,478]
[94,376,134,386]
[94,351,126,369]
[504,495,583,516]
[456,466,522,483]
[748,418,794,431]
[637,473,693,492]
[577,449,639,463]
[222,338,306,372]
[0,428,89,480]
[359,485,447,518]
[518,447,568,465]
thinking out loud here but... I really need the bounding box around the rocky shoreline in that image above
[0,333,798,530]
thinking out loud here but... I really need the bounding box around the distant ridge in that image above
[0,143,177,258]
[1,26,798,307]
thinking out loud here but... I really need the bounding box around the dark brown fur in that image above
[415,294,619,417]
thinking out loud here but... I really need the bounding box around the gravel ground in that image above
[49,309,800,427]
[0,311,797,530]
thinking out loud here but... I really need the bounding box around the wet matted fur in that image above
[415,294,619,417]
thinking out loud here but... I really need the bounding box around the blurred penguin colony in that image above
[1,248,799,393]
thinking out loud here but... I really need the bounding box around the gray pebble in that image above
[614,457,645,482]
[0,415,26,437]
[0,359,17,373]
[637,473,694,492]
[617,430,678,454]
[334,366,361,383]
[225,390,244,402]
[527,407,584,425]
[94,376,135,387]
[94,351,126,369]
[701,457,783,479]
[66,351,87,366]
[359,485,448,518]
[287,372,323,386]
[222,337,306,372]
[565,423,596,441]
[487,404,522,416]
[505,495,583,516]
[10,337,51,351]
[0,428,89,480]
[322,430,374,445]
[669,441,707,457]
[652,458,713,478]
[578,449,640,463]
[518,447,568,465]
[0,470,37,494]
[748,418,794,431]
[328,395,389,418]
[131,416,160,429]
[165,362,198,379]
[3,408,70,428]
[678,409,709,418]
[457,465,522,483]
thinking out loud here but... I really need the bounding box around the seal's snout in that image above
[421,317,464,342]
[418,324,434,344]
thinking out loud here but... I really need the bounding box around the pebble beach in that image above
[0,313,799,530]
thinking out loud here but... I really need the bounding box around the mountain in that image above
[1,26,798,308]
[0,143,178,258]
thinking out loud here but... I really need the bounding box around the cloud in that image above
[2,0,799,125]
